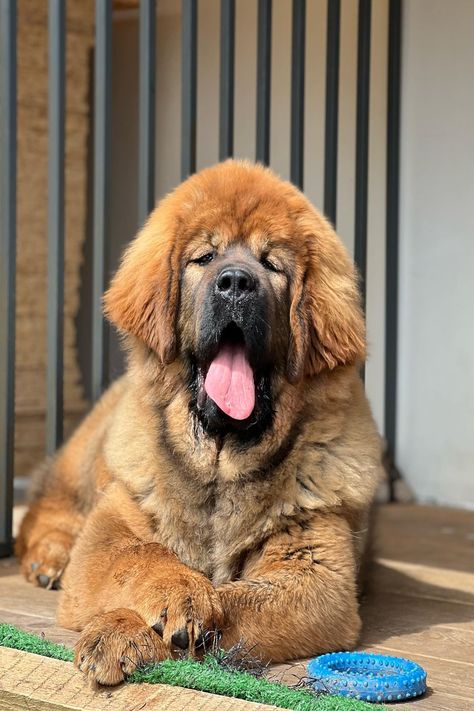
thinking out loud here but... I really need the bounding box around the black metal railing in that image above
[255,0,272,165]
[0,0,402,556]
[181,0,197,179]
[91,0,112,404]
[385,0,402,495]
[46,0,65,454]
[323,0,340,225]
[290,0,306,189]
[0,0,16,558]
[138,0,156,223]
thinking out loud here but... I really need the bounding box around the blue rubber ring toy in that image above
[307,652,427,703]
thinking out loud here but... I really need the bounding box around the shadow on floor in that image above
[360,562,474,646]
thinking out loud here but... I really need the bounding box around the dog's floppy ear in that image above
[103,216,179,363]
[287,217,366,381]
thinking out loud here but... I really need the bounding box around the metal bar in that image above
[46,0,65,454]
[219,0,235,160]
[385,0,402,498]
[181,0,197,179]
[138,0,156,225]
[323,0,340,225]
[354,0,371,311]
[255,0,272,164]
[290,0,306,189]
[92,0,111,401]
[0,0,16,557]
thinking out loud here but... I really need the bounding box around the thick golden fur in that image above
[17,161,382,685]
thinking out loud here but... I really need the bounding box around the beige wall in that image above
[15,1,94,475]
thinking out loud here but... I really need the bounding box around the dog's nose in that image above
[216,267,256,302]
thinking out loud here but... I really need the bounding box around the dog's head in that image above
[104,161,365,438]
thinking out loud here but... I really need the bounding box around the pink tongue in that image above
[204,343,255,420]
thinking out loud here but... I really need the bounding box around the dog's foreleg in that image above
[217,512,361,662]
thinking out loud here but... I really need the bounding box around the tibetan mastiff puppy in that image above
[17,161,382,685]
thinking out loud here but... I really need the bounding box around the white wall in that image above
[397,0,474,507]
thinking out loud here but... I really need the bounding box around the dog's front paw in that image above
[140,568,224,654]
[20,532,73,589]
[74,608,166,685]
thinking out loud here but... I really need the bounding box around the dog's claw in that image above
[152,621,164,637]
[37,574,50,588]
[171,628,189,650]
[195,629,221,651]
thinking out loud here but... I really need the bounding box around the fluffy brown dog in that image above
[16,161,382,685]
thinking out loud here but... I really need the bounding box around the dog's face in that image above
[104,161,365,439]
[179,239,290,437]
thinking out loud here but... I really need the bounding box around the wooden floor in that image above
[1,504,473,710]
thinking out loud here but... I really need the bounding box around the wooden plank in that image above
[360,589,474,665]
[0,646,278,711]
[370,560,474,605]
[361,591,474,632]
[376,504,474,534]
[0,558,61,620]
[362,646,474,705]
[374,505,474,573]
[397,692,474,711]
[363,625,474,667]
[0,610,78,647]
[3,503,474,711]
[270,655,474,711]
[0,558,79,646]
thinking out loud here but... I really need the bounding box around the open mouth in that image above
[203,323,255,421]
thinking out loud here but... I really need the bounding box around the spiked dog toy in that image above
[307,652,427,703]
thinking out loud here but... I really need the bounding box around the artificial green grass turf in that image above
[0,623,381,710]
[131,656,379,711]
[0,622,73,662]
